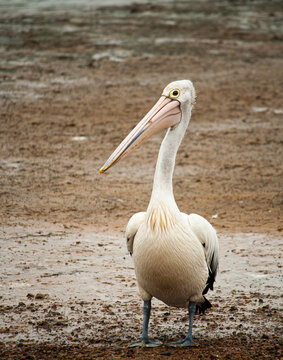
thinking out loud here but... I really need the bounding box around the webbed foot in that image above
[167,337,198,347]
[128,339,162,348]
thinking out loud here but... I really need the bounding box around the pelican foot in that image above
[167,337,198,347]
[128,339,162,348]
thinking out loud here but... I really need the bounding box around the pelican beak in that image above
[100,96,181,174]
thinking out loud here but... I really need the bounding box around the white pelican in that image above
[100,80,219,347]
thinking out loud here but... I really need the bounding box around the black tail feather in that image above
[196,296,212,314]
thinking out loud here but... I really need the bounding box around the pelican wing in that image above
[125,212,146,255]
[184,213,219,294]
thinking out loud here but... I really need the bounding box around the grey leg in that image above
[128,300,162,347]
[142,300,151,343]
[168,301,198,347]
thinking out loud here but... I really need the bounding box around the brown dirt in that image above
[0,0,282,359]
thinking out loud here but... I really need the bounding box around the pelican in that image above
[100,80,219,347]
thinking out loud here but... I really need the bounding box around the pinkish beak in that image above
[99,96,181,174]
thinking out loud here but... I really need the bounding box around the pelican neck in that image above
[148,104,191,210]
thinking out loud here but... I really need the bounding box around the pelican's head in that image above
[100,80,195,174]
[162,79,196,107]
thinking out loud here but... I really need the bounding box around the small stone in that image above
[210,355,219,360]
[35,293,48,300]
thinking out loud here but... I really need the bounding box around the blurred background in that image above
[0,0,282,233]
[0,1,282,358]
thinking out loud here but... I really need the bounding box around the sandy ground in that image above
[0,0,282,359]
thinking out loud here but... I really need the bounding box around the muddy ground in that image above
[0,0,282,359]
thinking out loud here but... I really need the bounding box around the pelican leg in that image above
[168,301,198,347]
[128,300,162,347]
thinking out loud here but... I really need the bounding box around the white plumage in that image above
[127,210,218,308]
[100,80,219,347]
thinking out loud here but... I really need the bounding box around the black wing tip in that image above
[202,269,216,295]
[196,296,212,314]
[203,251,218,295]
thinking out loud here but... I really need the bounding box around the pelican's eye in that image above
[169,89,180,98]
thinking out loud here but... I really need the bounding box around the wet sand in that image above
[0,227,282,358]
[0,0,282,359]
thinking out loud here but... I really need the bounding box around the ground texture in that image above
[0,0,282,359]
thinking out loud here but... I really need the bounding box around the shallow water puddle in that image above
[72,136,87,141]
[252,106,283,114]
